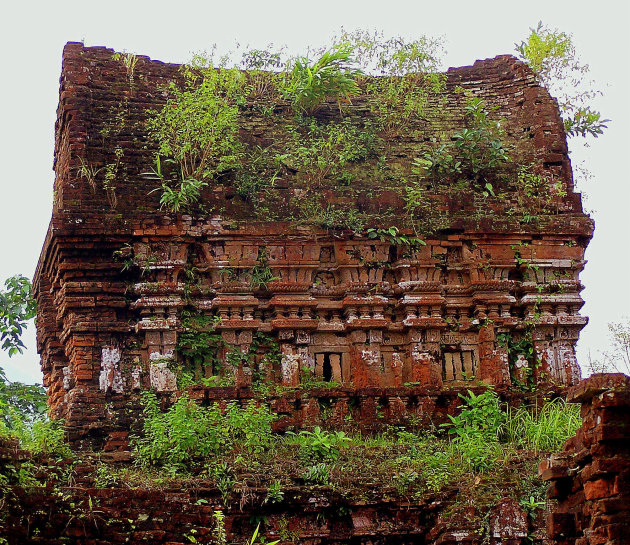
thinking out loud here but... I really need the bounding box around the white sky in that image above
[1,0,628,383]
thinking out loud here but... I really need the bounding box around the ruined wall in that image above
[8,373,630,545]
[541,373,630,545]
[0,436,539,545]
[96,385,551,455]
[33,43,593,446]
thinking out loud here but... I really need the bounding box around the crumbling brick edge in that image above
[540,373,630,545]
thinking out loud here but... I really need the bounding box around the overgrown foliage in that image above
[248,247,279,290]
[333,29,445,76]
[134,392,275,472]
[0,275,37,357]
[287,426,350,461]
[174,311,225,387]
[146,59,245,211]
[441,389,506,472]
[136,23,600,231]
[0,370,47,431]
[145,31,451,226]
[503,398,581,453]
[118,386,581,540]
[281,43,361,115]
[278,117,379,185]
[516,21,609,138]
[453,96,510,184]
[0,276,70,462]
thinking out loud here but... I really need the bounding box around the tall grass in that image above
[503,399,581,453]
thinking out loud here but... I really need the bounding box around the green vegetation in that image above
[91,385,581,544]
[175,320,285,392]
[366,226,426,247]
[175,311,224,386]
[452,96,510,184]
[335,29,446,134]
[2,374,579,542]
[112,51,138,84]
[128,386,580,492]
[0,276,51,451]
[287,426,350,461]
[0,275,37,357]
[1,276,72,493]
[4,417,70,459]
[281,43,361,115]
[302,462,330,485]
[143,29,546,234]
[146,58,245,212]
[516,164,567,218]
[503,399,581,453]
[73,24,604,237]
[248,247,279,290]
[516,21,609,138]
[278,117,379,187]
[133,391,275,471]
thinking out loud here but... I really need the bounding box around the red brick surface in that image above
[541,374,630,545]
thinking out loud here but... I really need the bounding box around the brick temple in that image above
[33,43,593,447]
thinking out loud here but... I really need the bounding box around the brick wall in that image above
[33,43,593,445]
[541,373,630,545]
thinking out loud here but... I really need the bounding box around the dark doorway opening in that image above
[315,353,342,382]
[323,355,333,382]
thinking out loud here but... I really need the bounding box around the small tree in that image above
[0,274,37,356]
[0,275,47,433]
[516,22,609,138]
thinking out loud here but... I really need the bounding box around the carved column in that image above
[399,282,445,387]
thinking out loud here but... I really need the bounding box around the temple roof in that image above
[49,43,586,233]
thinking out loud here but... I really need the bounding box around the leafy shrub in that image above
[147,59,245,211]
[134,392,275,470]
[333,30,445,134]
[515,22,609,138]
[420,447,456,491]
[412,143,461,185]
[233,145,280,202]
[248,248,278,290]
[22,419,70,457]
[0,378,47,432]
[392,469,419,494]
[451,430,504,473]
[278,118,378,183]
[452,96,510,184]
[209,461,235,504]
[264,479,284,504]
[94,463,122,488]
[409,430,501,489]
[1,413,70,461]
[156,176,208,214]
[366,226,426,248]
[176,311,224,378]
[445,389,505,441]
[439,389,507,473]
[288,426,350,461]
[366,75,443,134]
[333,29,444,77]
[302,463,330,484]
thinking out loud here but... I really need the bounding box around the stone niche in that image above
[33,43,592,445]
